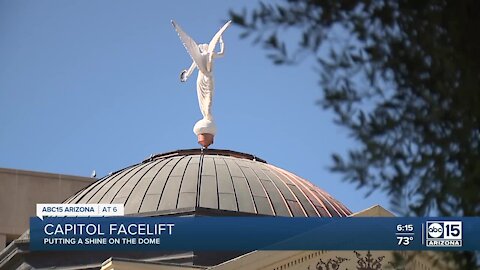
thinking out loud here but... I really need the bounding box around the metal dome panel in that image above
[65,149,352,217]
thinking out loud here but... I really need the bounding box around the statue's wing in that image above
[171,20,208,74]
[207,20,232,53]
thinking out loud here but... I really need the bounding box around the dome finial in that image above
[172,20,232,148]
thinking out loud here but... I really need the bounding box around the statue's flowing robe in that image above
[196,69,214,120]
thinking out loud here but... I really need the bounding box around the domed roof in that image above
[65,149,351,217]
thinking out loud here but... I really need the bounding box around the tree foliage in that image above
[230,0,479,268]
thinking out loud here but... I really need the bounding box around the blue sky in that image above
[0,0,391,213]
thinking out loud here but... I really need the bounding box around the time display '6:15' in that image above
[397,224,414,232]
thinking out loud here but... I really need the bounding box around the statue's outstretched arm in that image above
[180,61,196,82]
[208,20,231,59]
[214,36,225,58]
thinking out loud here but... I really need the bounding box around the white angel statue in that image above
[171,20,232,147]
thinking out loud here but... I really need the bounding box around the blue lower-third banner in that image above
[30,217,480,251]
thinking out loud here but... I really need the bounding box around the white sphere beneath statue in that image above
[193,118,217,136]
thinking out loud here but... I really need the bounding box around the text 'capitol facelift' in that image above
[44,223,174,236]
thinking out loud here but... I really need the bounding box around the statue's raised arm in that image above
[172,20,232,148]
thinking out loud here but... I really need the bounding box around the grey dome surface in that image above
[65,149,352,217]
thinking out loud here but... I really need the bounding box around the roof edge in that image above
[143,149,267,164]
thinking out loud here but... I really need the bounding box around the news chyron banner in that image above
[31,204,480,251]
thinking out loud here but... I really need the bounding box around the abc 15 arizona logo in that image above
[425,221,462,247]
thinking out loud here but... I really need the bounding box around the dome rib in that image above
[223,157,256,213]
[261,166,301,217]
[158,156,192,211]
[233,158,274,216]
[268,167,314,217]
[135,158,170,212]
[123,158,165,213]
[114,160,161,207]
[198,156,219,210]
[87,165,139,204]
[142,156,182,212]
[274,166,333,217]
[177,156,200,209]
[65,149,352,217]
[215,156,239,212]
[246,160,291,216]
[277,169,325,216]
[100,162,150,204]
